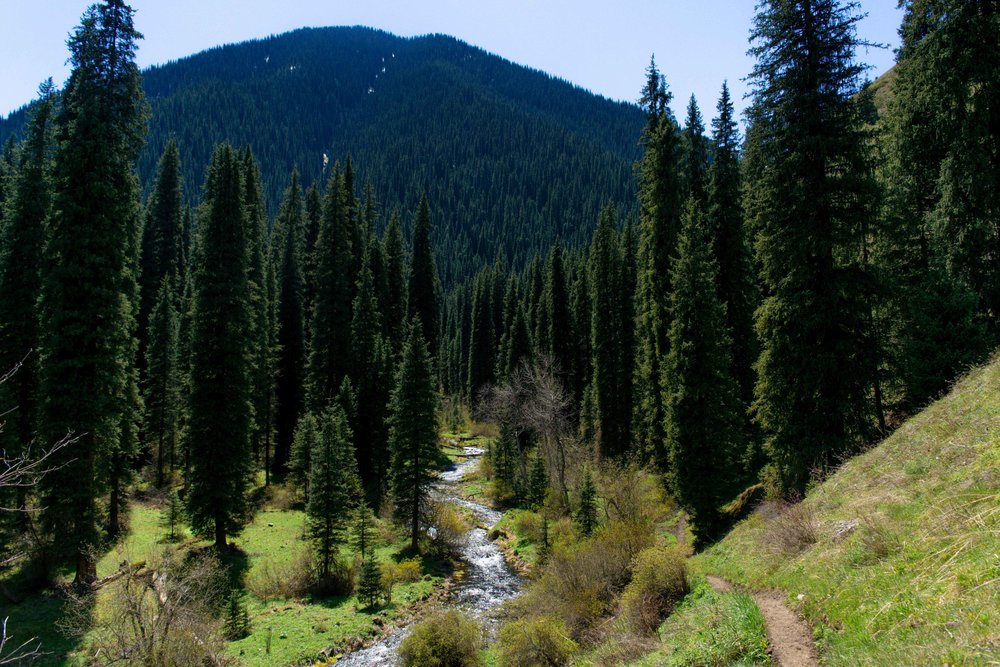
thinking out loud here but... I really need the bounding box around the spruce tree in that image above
[272,172,307,472]
[186,144,254,549]
[0,80,57,516]
[528,454,548,509]
[139,138,184,376]
[501,302,532,381]
[352,500,379,560]
[307,405,360,580]
[575,467,597,537]
[382,211,407,348]
[242,148,275,484]
[467,272,496,401]
[543,241,572,384]
[388,321,440,552]
[682,95,709,203]
[746,0,880,494]
[633,60,684,462]
[878,0,997,409]
[290,412,320,502]
[358,552,382,608]
[159,488,185,541]
[350,248,392,499]
[708,83,758,412]
[308,166,356,410]
[144,277,181,487]
[663,199,742,545]
[37,0,147,580]
[407,195,440,357]
[589,205,631,458]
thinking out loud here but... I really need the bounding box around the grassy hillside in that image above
[695,354,1000,665]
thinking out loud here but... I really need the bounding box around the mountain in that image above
[0,26,645,283]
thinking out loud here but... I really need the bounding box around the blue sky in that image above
[2,1,903,120]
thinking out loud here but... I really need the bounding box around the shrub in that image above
[760,500,818,555]
[847,515,900,565]
[65,550,226,666]
[620,545,690,635]
[433,503,469,554]
[246,549,313,601]
[396,557,423,582]
[513,510,543,544]
[497,615,579,666]
[312,557,356,597]
[398,609,483,666]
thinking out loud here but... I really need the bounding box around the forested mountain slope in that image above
[0,26,644,282]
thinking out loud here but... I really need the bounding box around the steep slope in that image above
[695,354,1000,665]
[0,27,644,282]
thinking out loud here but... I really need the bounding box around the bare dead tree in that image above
[480,355,581,507]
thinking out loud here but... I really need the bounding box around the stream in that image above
[335,447,523,665]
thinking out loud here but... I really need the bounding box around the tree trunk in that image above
[214,516,227,549]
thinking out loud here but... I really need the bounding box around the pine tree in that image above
[575,467,597,537]
[708,82,760,472]
[144,277,181,487]
[589,205,631,458]
[682,95,709,203]
[358,552,382,608]
[186,144,254,549]
[308,166,356,410]
[307,405,360,579]
[352,500,379,560]
[633,60,684,462]
[382,210,407,348]
[501,302,532,381]
[746,0,880,495]
[272,172,307,473]
[388,321,440,552]
[350,249,392,498]
[242,148,275,484]
[491,421,522,503]
[407,195,440,357]
[159,487,186,541]
[467,272,496,401]
[0,81,57,522]
[878,0,997,409]
[663,199,742,545]
[37,0,147,581]
[139,138,185,376]
[290,412,320,502]
[542,241,572,385]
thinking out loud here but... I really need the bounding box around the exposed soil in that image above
[706,575,819,667]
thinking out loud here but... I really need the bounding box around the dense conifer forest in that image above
[0,0,997,665]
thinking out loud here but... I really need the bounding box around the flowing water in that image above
[335,447,522,666]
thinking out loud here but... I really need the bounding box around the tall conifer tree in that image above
[407,195,440,357]
[272,172,307,472]
[388,321,439,552]
[382,210,407,348]
[663,200,742,545]
[633,60,684,462]
[308,167,355,410]
[144,277,181,488]
[682,95,709,203]
[186,144,254,548]
[38,0,147,580]
[746,0,879,494]
[0,80,56,530]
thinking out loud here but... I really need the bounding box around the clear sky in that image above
[2,1,903,121]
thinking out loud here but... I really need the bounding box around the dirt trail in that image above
[706,576,819,667]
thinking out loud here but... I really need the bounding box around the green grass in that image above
[629,576,771,666]
[695,355,1000,666]
[2,496,448,666]
[493,508,542,567]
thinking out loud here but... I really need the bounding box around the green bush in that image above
[398,610,483,666]
[621,545,689,635]
[513,510,542,543]
[497,615,578,666]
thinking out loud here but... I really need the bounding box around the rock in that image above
[797,593,805,601]
[268,522,274,527]
[831,519,859,541]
